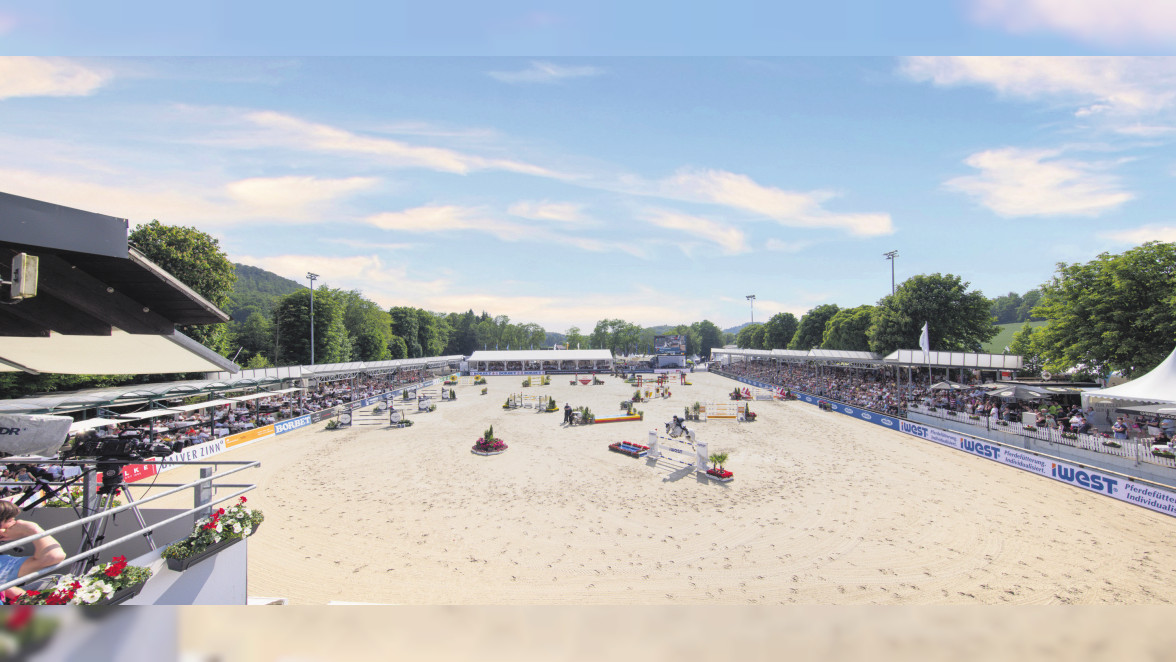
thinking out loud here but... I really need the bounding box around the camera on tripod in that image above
[67,436,182,461]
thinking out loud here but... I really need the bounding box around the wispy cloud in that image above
[241,111,561,178]
[968,0,1176,48]
[225,176,379,219]
[902,56,1176,117]
[0,57,111,100]
[945,147,1133,216]
[0,168,375,227]
[1100,224,1176,244]
[365,205,527,241]
[507,200,584,222]
[488,61,603,84]
[643,209,749,255]
[643,169,893,237]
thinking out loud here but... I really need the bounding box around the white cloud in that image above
[902,56,1176,116]
[1100,224,1176,244]
[488,61,603,84]
[507,200,584,222]
[944,147,1133,217]
[242,111,560,178]
[0,57,111,100]
[0,168,375,228]
[764,239,812,253]
[969,0,1176,48]
[649,169,894,237]
[225,176,379,219]
[365,205,528,241]
[643,209,749,255]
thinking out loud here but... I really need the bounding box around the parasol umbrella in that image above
[930,381,969,391]
[985,384,1052,400]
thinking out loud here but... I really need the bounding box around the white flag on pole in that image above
[919,322,929,354]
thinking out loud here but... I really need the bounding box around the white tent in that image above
[1083,346,1176,405]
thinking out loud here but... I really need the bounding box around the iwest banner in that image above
[726,374,1176,519]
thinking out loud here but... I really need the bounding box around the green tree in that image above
[1008,322,1045,377]
[821,305,875,351]
[736,323,764,349]
[789,304,840,350]
[1033,242,1176,378]
[273,288,351,365]
[388,335,409,359]
[128,220,236,354]
[691,320,724,359]
[866,273,997,355]
[229,312,274,365]
[763,312,799,349]
[390,307,422,357]
[564,326,586,350]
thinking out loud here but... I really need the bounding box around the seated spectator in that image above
[0,501,67,595]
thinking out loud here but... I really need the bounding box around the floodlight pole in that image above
[883,250,898,296]
[307,272,319,365]
[746,294,756,325]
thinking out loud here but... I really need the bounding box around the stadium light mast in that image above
[883,250,899,296]
[746,294,756,325]
[307,272,319,365]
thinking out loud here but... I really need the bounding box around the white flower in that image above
[215,522,222,533]
[232,523,241,533]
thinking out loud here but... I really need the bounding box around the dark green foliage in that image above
[763,312,799,350]
[1033,242,1176,378]
[789,304,840,350]
[866,273,996,355]
[821,305,875,351]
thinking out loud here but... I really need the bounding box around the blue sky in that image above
[2,1,1176,55]
[2,56,1175,333]
[3,0,1176,335]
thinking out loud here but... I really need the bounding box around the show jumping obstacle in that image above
[647,424,709,473]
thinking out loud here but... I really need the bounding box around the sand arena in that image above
[145,371,1176,605]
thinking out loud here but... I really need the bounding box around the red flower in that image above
[6,604,33,629]
[239,496,247,504]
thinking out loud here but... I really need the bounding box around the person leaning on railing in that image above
[0,501,66,600]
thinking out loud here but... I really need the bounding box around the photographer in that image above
[0,501,67,592]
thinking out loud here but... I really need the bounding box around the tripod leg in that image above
[119,486,157,550]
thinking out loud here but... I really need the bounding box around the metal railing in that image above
[906,403,1176,470]
[0,459,258,593]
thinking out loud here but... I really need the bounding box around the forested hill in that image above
[226,263,303,321]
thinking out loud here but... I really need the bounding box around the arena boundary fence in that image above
[717,373,1176,519]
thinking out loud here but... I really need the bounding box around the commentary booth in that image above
[0,190,260,607]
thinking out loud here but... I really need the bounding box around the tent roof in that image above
[467,350,613,362]
[1084,346,1176,404]
[0,328,238,375]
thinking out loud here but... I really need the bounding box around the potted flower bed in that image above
[1152,448,1176,459]
[161,496,264,572]
[473,425,508,456]
[1102,440,1123,448]
[474,376,487,385]
[1061,432,1078,440]
[608,441,649,458]
[481,387,488,395]
[706,452,733,482]
[1024,425,1037,431]
[17,555,152,605]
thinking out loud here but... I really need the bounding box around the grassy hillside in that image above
[983,321,1047,354]
[225,263,304,321]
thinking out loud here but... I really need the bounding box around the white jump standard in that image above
[647,418,709,473]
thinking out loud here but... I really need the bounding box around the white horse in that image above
[665,417,696,443]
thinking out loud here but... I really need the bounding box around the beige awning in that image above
[169,399,238,412]
[0,328,239,375]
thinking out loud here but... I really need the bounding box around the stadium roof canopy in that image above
[0,356,460,415]
[714,347,1021,370]
[0,190,237,375]
[467,349,613,362]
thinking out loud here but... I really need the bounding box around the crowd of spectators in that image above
[717,359,1174,447]
[1,368,445,502]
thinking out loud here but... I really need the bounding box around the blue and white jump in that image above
[648,423,709,473]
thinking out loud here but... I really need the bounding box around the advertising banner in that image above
[310,407,339,424]
[156,438,228,474]
[274,415,313,435]
[225,424,275,449]
[470,371,544,376]
[726,374,1176,519]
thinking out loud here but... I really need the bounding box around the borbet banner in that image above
[727,374,1176,519]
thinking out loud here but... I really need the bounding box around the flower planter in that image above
[93,579,148,605]
[472,449,507,456]
[166,520,260,572]
[608,442,648,458]
[706,469,734,483]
